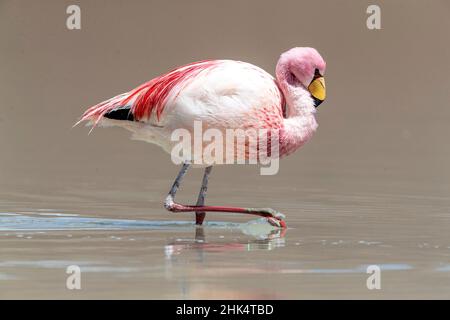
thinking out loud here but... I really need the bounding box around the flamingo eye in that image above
[313,68,322,79]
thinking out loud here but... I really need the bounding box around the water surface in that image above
[1,174,449,299]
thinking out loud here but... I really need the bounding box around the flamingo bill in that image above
[308,76,326,101]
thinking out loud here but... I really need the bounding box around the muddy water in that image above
[1,1,450,299]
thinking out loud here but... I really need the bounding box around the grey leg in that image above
[164,162,190,210]
[195,166,213,225]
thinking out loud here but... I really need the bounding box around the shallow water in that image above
[1,173,449,299]
[1,0,450,299]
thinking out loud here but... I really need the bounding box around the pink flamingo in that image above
[77,47,326,228]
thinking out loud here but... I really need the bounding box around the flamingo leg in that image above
[195,166,212,225]
[164,163,287,228]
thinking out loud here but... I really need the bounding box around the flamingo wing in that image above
[77,59,286,137]
[77,60,219,127]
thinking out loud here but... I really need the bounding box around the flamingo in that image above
[77,47,326,228]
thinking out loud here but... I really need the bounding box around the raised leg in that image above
[164,163,286,228]
[195,166,212,225]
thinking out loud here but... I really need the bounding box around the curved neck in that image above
[275,58,316,118]
[275,59,318,157]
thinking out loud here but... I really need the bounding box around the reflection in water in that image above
[164,225,286,299]
[165,225,286,260]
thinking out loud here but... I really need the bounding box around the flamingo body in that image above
[79,48,325,164]
[78,47,327,227]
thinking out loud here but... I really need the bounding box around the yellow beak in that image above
[308,76,326,102]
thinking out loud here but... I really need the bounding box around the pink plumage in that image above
[77,47,327,228]
[79,60,218,125]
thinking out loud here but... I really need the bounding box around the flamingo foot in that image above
[164,196,287,228]
[267,217,287,228]
[248,208,287,228]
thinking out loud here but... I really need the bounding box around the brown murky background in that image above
[1,0,450,299]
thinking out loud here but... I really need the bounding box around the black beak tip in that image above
[313,97,324,108]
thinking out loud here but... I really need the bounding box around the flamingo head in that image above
[276,47,327,108]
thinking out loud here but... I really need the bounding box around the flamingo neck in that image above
[275,60,318,157]
[275,57,316,118]
[278,115,318,157]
